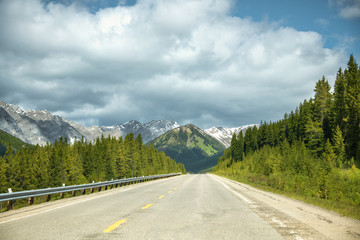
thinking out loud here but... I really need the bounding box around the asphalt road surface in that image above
[0,174,359,239]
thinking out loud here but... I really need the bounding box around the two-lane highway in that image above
[1,174,359,239]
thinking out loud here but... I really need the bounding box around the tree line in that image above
[216,55,360,210]
[0,134,186,193]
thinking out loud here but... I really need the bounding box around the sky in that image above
[0,0,359,129]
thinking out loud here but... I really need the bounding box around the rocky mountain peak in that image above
[0,101,181,145]
[204,125,259,148]
[0,100,24,115]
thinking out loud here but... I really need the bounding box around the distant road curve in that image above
[0,174,359,239]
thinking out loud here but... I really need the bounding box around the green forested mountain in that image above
[215,55,360,216]
[148,124,225,172]
[0,129,32,156]
[0,134,186,193]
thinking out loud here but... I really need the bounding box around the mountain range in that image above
[0,101,179,145]
[148,124,226,172]
[0,100,258,171]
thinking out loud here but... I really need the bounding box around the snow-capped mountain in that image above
[204,125,259,148]
[115,120,180,143]
[0,101,179,145]
[0,100,258,148]
[0,101,83,145]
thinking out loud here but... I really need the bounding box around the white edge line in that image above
[210,175,253,204]
[211,175,304,240]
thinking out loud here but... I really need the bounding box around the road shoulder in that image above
[210,174,360,240]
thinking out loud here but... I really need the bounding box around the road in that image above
[0,174,359,239]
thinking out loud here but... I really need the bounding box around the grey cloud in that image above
[0,0,347,129]
[329,0,360,19]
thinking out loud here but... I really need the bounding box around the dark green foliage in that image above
[215,55,360,208]
[333,126,345,168]
[0,133,185,193]
[344,55,360,161]
[0,129,32,156]
[230,133,242,163]
[333,68,346,131]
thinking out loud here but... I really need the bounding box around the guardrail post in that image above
[72,190,76,197]
[7,200,13,210]
[28,197,34,205]
[104,185,108,191]
[46,194,51,202]
[60,192,65,199]
[98,186,102,192]
[90,187,94,193]
[82,189,86,195]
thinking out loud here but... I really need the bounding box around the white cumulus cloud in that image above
[0,0,346,128]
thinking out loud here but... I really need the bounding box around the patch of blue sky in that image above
[231,0,359,59]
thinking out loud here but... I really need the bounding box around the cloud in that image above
[0,0,346,128]
[315,18,330,29]
[340,5,360,18]
[329,0,360,19]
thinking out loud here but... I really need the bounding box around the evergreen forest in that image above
[0,129,32,156]
[0,133,186,193]
[215,55,360,217]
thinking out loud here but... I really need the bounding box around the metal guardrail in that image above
[0,173,181,209]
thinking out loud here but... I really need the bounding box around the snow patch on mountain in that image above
[0,100,258,148]
[0,101,180,145]
[205,125,259,148]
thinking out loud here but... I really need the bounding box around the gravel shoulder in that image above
[211,174,360,240]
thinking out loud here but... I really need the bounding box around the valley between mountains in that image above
[0,100,256,172]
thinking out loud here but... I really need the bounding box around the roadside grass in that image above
[213,172,360,221]
[198,166,215,173]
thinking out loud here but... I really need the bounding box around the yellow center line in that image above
[158,195,165,199]
[142,203,153,210]
[104,219,127,233]
[168,190,172,193]
[174,187,177,190]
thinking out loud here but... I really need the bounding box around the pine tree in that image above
[48,139,66,187]
[17,148,34,190]
[333,68,347,131]
[332,126,346,168]
[4,146,21,191]
[313,76,333,142]
[135,134,145,176]
[238,131,244,161]
[344,55,360,164]
[0,156,8,193]
[305,117,323,156]
[124,133,135,177]
[32,144,50,188]
[244,127,252,154]
[258,122,268,148]
[314,76,332,123]
[230,133,241,163]
[66,144,87,184]
[115,137,126,178]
